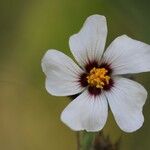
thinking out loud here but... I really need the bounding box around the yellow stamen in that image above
[87,67,110,89]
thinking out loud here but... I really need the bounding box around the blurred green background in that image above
[0,0,150,149]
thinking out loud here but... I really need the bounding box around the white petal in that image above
[41,50,84,96]
[105,77,147,132]
[103,35,150,75]
[61,90,108,132]
[69,15,107,67]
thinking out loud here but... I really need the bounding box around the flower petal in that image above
[103,35,150,75]
[41,50,84,96]
[69,15,107,67]
[105,77,147,132]
[61,90,108,132]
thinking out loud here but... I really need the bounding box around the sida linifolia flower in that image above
[41,15,150,132]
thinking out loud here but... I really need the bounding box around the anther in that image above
[87,67,110,89]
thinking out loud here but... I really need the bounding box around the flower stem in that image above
[76,132,81,150]
[76,131,121,150]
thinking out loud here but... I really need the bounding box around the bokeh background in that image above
[0,0,150,149]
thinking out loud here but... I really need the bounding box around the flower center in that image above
[87,67,110,89]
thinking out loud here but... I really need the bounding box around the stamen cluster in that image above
[87,67,110,89]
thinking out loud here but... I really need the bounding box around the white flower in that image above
[41,15,150,132]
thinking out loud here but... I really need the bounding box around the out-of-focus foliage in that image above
[0,0,150,150]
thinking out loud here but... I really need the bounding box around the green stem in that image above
[77,131,121,150]
[76,132,81,150]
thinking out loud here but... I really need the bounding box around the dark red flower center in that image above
[79,61,114,96]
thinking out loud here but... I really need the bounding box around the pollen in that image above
[87,67,110,89]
